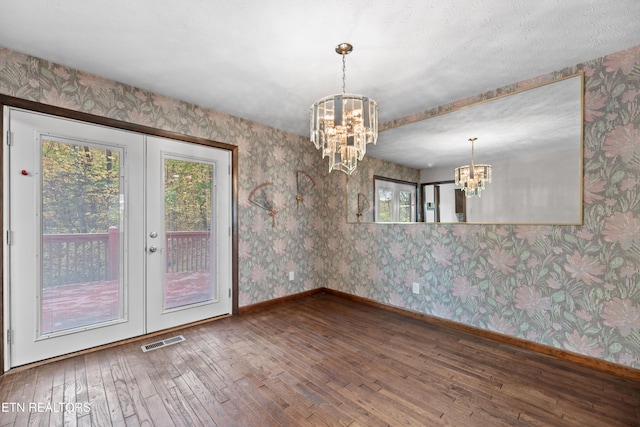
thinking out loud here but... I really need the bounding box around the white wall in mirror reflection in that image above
[348,73,584,225]
[421,147,581,223]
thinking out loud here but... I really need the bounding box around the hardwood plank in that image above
[146,370,191,427]
[0,367,18,426]
[262,376,314,421]
[144,393,175,427]
[143,344,177,391]
[172,341,230,405]
[217,381,267,427]
[12,364,38,426]
[73,356,89,412]
[76,413,93,427]
[123,414,141,427]
[84,352,111,427]
[115,346,154,426]
[233,375,300,427]
[109,350,135,419]
[128,362,156,401]
[0,292,638,426]
[178,368,228,425]
[164,340,243,426]
[29,363,55,426]
[98,350,126,426]
[49,383,65,427]
[61,356,79,427]
[172,375,216,426]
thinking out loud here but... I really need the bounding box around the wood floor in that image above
[0,293,638,426]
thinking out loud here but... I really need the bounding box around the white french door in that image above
[4,108,231,368]
[145,136,231,332]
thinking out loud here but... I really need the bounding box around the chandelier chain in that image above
[470,137,475,165]
[342,54,347,94]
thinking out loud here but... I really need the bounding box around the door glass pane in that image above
[377,188,393,222]
[40,139,123,334]
[164,158,215,309]
[399,191,412,222]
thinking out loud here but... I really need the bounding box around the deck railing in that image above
[165,231,211,273]
[42,227,210,287]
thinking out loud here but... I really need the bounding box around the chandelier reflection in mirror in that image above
[310,43,378,175]
[454,138,493,197]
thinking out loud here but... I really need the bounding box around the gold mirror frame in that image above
[346,73,584,225]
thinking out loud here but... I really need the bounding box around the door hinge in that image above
[228,164,231,175]
[6,130,13,146]
[6,230,12,245]
[6,329,12,344]
[228,288,231,298]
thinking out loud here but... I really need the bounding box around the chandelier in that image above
[454,138,492,197]
[310,43,378,175]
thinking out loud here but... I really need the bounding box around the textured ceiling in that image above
[0,1,639,168]
[371,75,582,170]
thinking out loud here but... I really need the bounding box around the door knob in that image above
[148,245,158,253]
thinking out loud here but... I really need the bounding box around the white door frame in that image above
[2,104,237,371]
[5,108,146,368]
[145,135,232,332]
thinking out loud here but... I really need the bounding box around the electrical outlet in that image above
[289,271,295,281]
[412,282,420,294]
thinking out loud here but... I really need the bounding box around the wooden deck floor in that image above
[41,271,211,333]
[1,292,638,426]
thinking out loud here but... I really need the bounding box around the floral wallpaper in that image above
[326,45,640,369]
[1,44,640,369]
[0,45,328,309]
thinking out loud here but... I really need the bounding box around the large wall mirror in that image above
[347,73,583,225]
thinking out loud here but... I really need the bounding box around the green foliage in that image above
[164,158,213,231]
[40,141,214,234]
[41,140,121,234]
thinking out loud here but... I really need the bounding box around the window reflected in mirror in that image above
[374,177,417,222]
[347,73,583,225]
